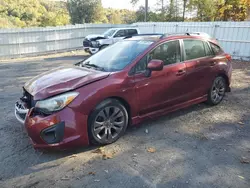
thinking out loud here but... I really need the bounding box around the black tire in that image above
[207,76,227,105]
[88,99,128,145]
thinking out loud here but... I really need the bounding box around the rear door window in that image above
[183,40,206,60]
[128,29,138,36]
[114,29,127,37]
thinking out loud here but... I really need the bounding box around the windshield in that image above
[82,40,153,72]
[103,29,116,38]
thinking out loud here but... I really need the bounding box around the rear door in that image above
[128,29,138,36]
[182,39,216,100]
[132,40,187,115]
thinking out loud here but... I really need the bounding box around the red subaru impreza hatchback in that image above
[15,33,232,150]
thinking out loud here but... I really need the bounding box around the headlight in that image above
[35,92,79,114]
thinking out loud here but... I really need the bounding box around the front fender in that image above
[68,74,137,118]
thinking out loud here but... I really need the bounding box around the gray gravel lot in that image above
[0,53,250,188]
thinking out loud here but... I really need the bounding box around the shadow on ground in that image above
[0,57,249,188]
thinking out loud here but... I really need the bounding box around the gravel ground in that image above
[0,53,250,188]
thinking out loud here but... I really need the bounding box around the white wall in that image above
[0,24,129,58]
[0,22,250,60]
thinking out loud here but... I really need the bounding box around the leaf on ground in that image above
[238,122,245,125]
[92,147,105,154]
[147,147,156,153]
[69,154,78,158]
[238,175,245,180]
[88,171,96,176]
[102,152,114,160]
[240,157,250,164]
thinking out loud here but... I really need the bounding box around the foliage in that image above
[1,0,250,28]
[0,0,70,28]
[67,0,105,24]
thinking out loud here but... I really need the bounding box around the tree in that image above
[188,0,216,21]
[182,0,188,21]
[0,0,70,28]
[216,0,250,21]
[67,0,105,24]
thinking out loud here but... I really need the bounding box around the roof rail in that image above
[124,33,164,39]
[161,32,211,38]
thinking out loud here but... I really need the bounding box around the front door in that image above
[132,40,187,116]
[112,29,127,43]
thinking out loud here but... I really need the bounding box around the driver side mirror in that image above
[147,59,163,71]
[145,59,164,77]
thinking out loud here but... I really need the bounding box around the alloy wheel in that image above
[93,106,125,142]
[211,78,226,104]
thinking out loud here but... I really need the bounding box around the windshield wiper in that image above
[82,63,105,71]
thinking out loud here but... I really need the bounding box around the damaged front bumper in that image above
[15,101,29,124]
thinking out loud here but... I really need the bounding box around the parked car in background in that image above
[15,32,232,150]
[83,28,140,54]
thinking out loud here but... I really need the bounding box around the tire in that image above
[88,99,128,145]
[207,76,227,105]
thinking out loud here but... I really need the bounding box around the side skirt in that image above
[131,95,208,125]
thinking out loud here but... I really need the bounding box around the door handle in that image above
[176,69,186,76]
[210,61,216,66]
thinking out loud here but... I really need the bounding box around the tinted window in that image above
[210,42,223,55]
[135,55,148,73]
[203,41,213,56]
[184,40,206,60]
[135,40,181,73]
[149,40,181,66]
[114,29,127,37]
[103,29,116,37]
[82,40,153,72]
[128,29,138,35]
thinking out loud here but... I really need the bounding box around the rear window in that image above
[210,42,223,55]
[128,29,138,35]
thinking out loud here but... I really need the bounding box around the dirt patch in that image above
[0,58,250,188]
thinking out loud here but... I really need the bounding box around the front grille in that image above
[83,39,92,47]
[21,88,35,108]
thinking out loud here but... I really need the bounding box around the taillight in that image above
[225,53,231,61]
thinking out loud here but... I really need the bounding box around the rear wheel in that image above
[88,99,128,145]
[207,76,226,105]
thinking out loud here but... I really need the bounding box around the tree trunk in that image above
[145,0,148,22]
[182,0,187,21]
[247,7,250,21]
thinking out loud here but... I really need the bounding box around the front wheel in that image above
[88,99,128,145]
[207,76,227,105]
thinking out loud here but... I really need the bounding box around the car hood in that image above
[24,66,110,100]
[86,34,107,41]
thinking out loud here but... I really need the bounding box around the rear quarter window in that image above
[210,42,223,55]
